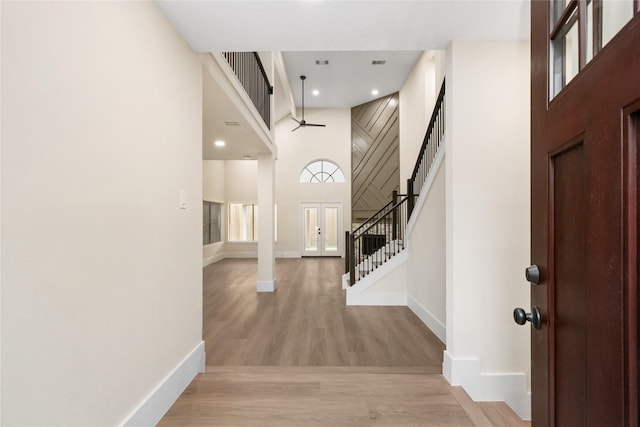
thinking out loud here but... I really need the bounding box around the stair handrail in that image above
[356,196,408,236]
[349,195,409,286]
[352,199,395,236]
[407,79,446,215]
[352,192,408,238]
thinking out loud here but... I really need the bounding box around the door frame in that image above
[299,202,343,257]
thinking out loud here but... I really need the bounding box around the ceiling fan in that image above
[291,75,326,132]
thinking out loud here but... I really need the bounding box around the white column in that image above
[256,153,277,292]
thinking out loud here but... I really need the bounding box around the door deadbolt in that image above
[513,306,542,329]
[525,265,541,284]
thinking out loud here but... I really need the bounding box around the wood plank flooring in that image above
[159,367,474,426]
[202,258,443,367]
[159,258,530,426]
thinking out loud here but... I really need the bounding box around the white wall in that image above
[445,40,531,417]
[406,154,446,342]
[203,160,225,202]
[224,160,258,257]
[203,107,350,261]
[274,108,351,256]
[1,2,202,425]
[203,161,225,264]
[399,51,447,344]
[0,2,3,420]
[346,251,408,306]
[225,160,258,201]
[399,51,444,193]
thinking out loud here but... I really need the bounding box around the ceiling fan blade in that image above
[291,117,301,124]
[291,124,303,132]
[305,123,326,127]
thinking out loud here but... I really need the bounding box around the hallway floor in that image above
[159,258,529,426]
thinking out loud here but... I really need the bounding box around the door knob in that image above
[513,306,542,329]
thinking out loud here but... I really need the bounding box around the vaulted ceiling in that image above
[158,0,530,109]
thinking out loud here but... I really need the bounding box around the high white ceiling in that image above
[157,0,530,159]
[283,51,423,109]
[157,1,530,51]
[157,0,530,109]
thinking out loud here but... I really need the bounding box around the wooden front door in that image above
[530,1,640,425]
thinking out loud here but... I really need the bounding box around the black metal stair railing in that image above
[348,193,409,286]
[346,79,446,286]
[407,79,445,215]
[221,52,273,129]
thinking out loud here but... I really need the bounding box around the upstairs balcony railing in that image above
[222,52,273,129]
[407,79,445,215]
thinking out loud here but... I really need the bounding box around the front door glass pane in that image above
[602,0,634,47]
[304,208,318,251]
[552,0,573,25]
[324,207,338,252]
[587,0,594,63]
[551,10,579,98]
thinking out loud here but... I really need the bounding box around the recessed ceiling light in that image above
[389,99,397,107]
[315,60,329,65]
[371,89,379,96]
[242,155,252,160]
[214,140,226,147]
[372,60,386,65]
[312,89,319,96]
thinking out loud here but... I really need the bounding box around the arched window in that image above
[299,160,345,183]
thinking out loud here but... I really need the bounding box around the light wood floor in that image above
[202,258,443,367]
[159,258,530,426]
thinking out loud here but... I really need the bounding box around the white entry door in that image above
[301,203,342,257]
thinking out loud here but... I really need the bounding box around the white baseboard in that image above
[257,279,277,292]
[443,350,531,421]
[203,253,224,267]
[407,295,446,343]
[121,341,205,427]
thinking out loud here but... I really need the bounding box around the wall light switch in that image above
[179,190,187,209]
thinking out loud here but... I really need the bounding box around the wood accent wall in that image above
[351,93,400,222]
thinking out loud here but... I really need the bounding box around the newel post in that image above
[345,231,350,274]
[392,190,398,241]
[349,232,356,286]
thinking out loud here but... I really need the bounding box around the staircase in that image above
[353,239,404,281]
[345,79,446,290]
[344,192,410,288]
